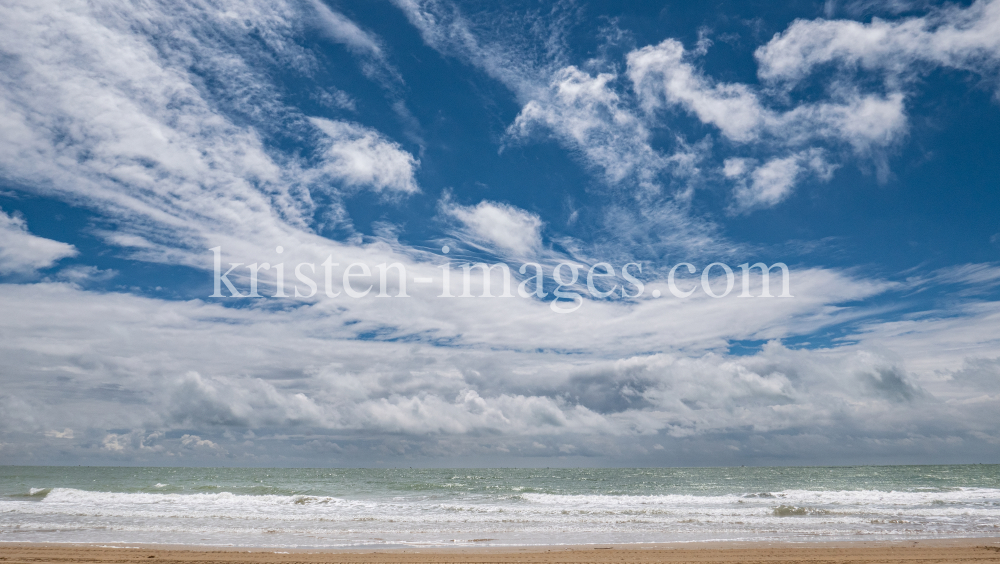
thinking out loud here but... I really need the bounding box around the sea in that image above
[1,465,998,548]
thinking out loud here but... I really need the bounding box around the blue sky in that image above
[0,0,999,467]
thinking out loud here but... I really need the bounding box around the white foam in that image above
[2,486,998,548]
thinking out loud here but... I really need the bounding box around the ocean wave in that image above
[521,488,1000,508]
[772,505,831,516]
[37,488,359,508]
[12,486,1000,517]
[4,466,999,547]
[1,486,997,544]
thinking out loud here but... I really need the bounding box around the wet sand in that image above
[2,538,1000,563]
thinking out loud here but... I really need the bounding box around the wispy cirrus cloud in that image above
[505,66,682,195]
[308,0,386,62]
[0,0,421,270]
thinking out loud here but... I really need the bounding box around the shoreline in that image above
[2,538,1000,563]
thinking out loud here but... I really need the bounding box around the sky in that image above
[0,0,999,467]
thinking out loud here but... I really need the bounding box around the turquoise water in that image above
[1,465,999,547]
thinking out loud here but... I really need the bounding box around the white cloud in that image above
[55,265,117,285]
[169,371,325,429]
[627,39,911,152]
[391,2,926,213]
[307,0,402,85]
[179,434,228,455]
[394,0,703,200]
[723,158,751,178]
[734,155,803,210]
[0,209,77,275]
[384,4,731,262]
[847,300,1000,376]
[629,39,767,143]
[440,198,543,257]
[314,88,357,112]
[506,66,671,193]
[729,150,838,212]
[1,275,997,463]
[101,430,164,453]
[44,428,74,439]
[0,0,311,258]
[905,263,1000,296]
[0,0,422,277]
[390,0,557,94]
[0,257,961,464]
[755,0,1000,88]
[102,434,126,452]
[310,118,421,195]
[391,0,726,267]
[308,0,384,59]
[626,37,912,208]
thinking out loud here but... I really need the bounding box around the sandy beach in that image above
[2,539,1000,564]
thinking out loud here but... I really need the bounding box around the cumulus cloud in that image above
[394,1,705,199]
[102,430,165,454]
[727,150,838,212]
[391,0,724,265]
[625,33,916,206]
[3,283,996,464]
[179,434,228,455]
[627,39,911,152]
[394,1,929,214]
[440,198,543,256]
[628,39,767,143]
[731,155,804,211]
[390,0,1000,220]
[621,0,1000,207]
[0,209,77,275]
[310,118,420,195]
[169,372,325,429]
[756,0,1000,88]
[626,37,911,193]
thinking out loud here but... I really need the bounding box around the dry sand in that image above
[2,539,1000,564]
